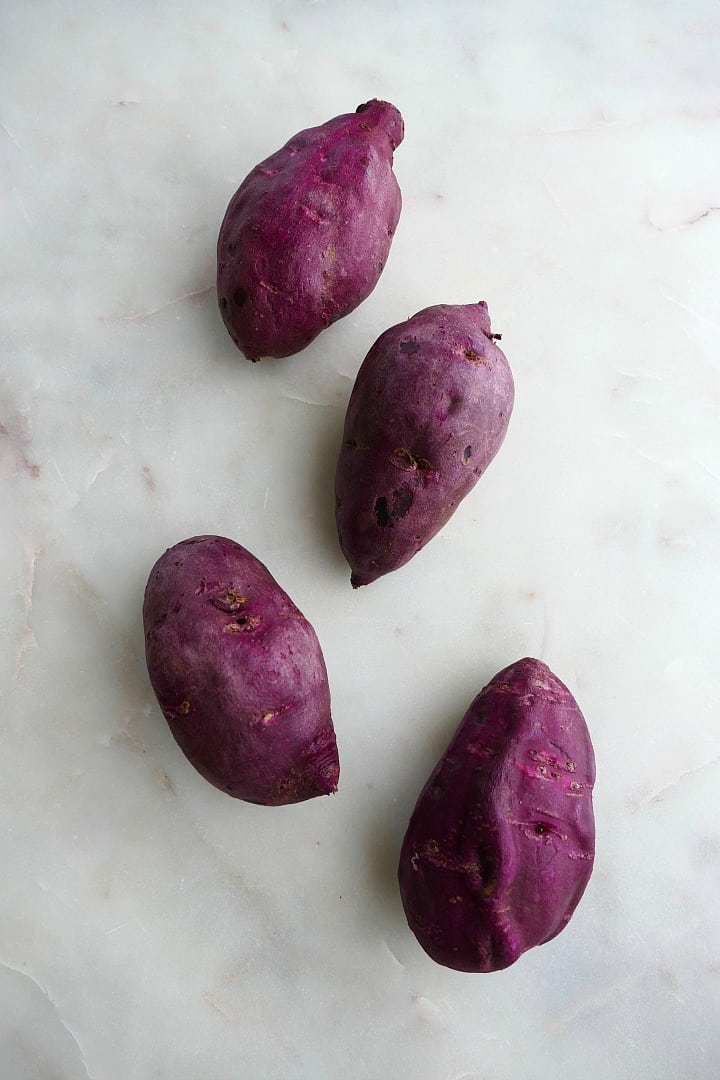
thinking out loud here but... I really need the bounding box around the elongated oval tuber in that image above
[143,535,339,805]
[217,100,403,360]
[398,658,595,971]
[335,302,514,587]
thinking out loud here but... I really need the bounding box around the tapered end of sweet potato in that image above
[261,750,340,806]
[355,99,404,149]
[349,568,379,589]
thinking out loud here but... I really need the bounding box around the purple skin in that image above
[398,658,595,972]
[217,99,403,360]
[143,536,339,806]
[335,302,514,587]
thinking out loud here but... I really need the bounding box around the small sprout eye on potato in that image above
[398,658,595,972]
[143,536,339,806]
[335,302,514,586]
[217,99,403,360]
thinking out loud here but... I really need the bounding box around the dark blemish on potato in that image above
[224,614,260,634]
[391,484,414,518]
[400,339,420,355]
[219,297,229,311]
[463,347,487,365]
[390,447,414,468]
[209,587,247,614]
[392,447,429,471]
[534,823,548,836]
[249,704,284,730]
[375,485,414,525]
[178,700,191,716]
[355,102,372,114]
[233,288,248,308]
[475,845,498,885]
[462,446,472,465]
[491,332,502,340]
[387,226,394,237]
[227,242,237,255]
[374,496,390,527]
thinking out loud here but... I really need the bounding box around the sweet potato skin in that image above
[335,302,514,586]
[398,658,595,972]
[217,99,403,360]
[143,536,339,806]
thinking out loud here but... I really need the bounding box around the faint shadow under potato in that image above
[310,403,351,579]
[108,557,178,762]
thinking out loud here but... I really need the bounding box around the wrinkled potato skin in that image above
[335,302,514,587]
[217,100,403,360]
[143,536,339,806]
[398,658,595,972]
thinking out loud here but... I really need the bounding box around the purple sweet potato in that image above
[143,536,339,806]
[217,99,403,360]
[398,658,595,972]
[335,302,514,586]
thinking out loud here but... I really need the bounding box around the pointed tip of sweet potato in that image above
[350,567,381,589]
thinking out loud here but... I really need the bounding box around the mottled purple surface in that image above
[335,302,514,587]
[398,658,596,972]
[143,536,339,806]
[217,99,403,360]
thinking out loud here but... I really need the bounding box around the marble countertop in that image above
[2,2,719,1077]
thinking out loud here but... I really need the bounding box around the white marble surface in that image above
[2,2,719,1077]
